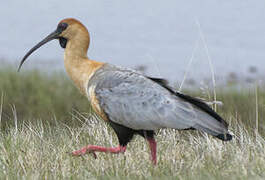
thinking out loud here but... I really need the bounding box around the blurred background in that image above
[1,0,265,85]
[0,0,265,131]
[0,2,265,178]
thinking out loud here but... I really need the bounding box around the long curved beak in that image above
[18,30,60,72]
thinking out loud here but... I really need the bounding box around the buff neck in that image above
[63,37,104,96]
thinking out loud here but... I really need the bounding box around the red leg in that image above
[147,137,157,165]
[71,145,126,158]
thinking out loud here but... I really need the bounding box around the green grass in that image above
[0,67,92,129]
[0,67,265,179]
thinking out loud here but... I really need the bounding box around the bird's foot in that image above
[71,147,97,159]
[71,145,126,158]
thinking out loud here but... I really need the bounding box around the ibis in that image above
[19,18,232,165]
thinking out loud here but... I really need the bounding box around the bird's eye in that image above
[57,23,68,32]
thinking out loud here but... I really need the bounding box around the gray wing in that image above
[89,64,228,136]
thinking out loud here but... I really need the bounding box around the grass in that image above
[0,113,264,179]
[0,66,91,129]
[0,66,265,179]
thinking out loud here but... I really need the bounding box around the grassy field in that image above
[0,67,265,179]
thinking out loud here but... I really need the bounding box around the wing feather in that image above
[89,64,230,137]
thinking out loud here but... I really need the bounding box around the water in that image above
[1,0,265,83]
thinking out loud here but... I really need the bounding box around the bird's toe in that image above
[71,147,87,156]
[71,147,97,159]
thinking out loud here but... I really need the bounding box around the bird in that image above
[18,18,232,165]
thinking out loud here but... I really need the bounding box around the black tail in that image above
[148,77,233,141]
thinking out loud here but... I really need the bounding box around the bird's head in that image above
[18,18,90,71]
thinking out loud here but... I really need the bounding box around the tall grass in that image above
[0,67,92,129]
[0,109,264,179]
[0,66,265,179]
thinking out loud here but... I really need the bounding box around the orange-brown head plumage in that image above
[18,18,91,71]
[58,18,90,58]
[19,18,105,112]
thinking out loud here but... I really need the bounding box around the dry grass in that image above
[0,110,264,179]
[0,67,265,179]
